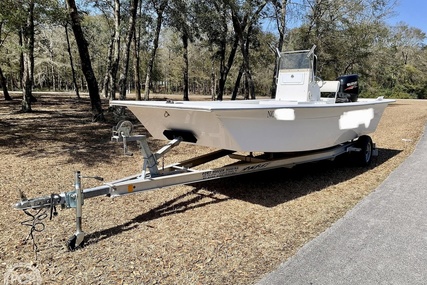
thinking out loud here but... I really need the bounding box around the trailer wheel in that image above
[352,135,373,166]
[67,234,84,251]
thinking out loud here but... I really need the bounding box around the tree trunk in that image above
[216,8,235,101]
[102,34,113,98]
[65,23,80,99]
[231,15,255,99]
[118,0,138,100]
[182,33,189,101]
[66,0,104,121]
[270,0,287,98]
[230,12,252,100]
[0,22,9,100]
[22,48,33,112]
[210,55,216,100]
[229,2,267,100]
[144,1,167,101]
[231,65,244,100]
[243,24,255,100]
[217,34,239,100]
[0,66,12,100]
[21,0,36,112]
[19,30,24,90]
[133,21,141,100]
[109,0,121,100]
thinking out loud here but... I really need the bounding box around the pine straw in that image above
[1,93,426,285]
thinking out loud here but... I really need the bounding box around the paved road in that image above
[256,127,427,285]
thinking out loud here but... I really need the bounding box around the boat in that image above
[111,46,394,153]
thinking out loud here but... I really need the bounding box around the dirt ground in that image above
[1,92,427,285]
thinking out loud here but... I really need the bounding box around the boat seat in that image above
[319,80,340,103]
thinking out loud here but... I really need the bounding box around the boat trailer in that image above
[14,121,377,251]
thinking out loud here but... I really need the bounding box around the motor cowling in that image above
[336,74,359,102]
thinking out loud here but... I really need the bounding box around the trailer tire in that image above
[352,135,373,167]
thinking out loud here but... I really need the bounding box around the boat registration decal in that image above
[339,108,374,130]
[273,109,295,121]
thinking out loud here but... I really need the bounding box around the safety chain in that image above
[20,194,59,260]
[21,208,47,260]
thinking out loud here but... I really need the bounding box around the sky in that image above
[388,0,427,35]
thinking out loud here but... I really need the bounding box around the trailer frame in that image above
[14,121,376,250]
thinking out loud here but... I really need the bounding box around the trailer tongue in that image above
[14,120,376,251]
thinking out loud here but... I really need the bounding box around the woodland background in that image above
[0,0,426,120]
[1,2,427,283]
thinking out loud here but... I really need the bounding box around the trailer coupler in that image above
[15,171,104,251]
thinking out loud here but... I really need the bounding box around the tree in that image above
[64,23,80,98]
[104,0,121,100]
[21,0,36,112]
[133,4,142,100]
[66,0,104,121]
[0,21,12,100]
[16,0,65,110]
[297,0,396,79]
[1,0,33,104]
[167,0,197,101]
[118,0,139,100]
[228,0,268,99]
[194,0,239,100]
[144,0,168,100]
[270,0,288,98]
[0,66,11,100]
[382,24,427,98]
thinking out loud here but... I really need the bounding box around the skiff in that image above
[111,46,394,152]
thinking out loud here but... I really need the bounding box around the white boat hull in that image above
[110,98,394,152]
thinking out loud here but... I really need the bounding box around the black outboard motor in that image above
[336,74,359,103]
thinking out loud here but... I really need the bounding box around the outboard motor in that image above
[336,74,359,103]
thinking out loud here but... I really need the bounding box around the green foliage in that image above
[0,0,426,102]
[362,88,411,99]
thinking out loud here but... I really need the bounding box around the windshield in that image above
[279,51,310,70]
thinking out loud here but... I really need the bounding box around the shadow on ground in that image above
[84,147,400,246]
[199,147,401,207]
[0,93,159,166]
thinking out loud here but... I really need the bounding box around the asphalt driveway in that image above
[256,126,427,285]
